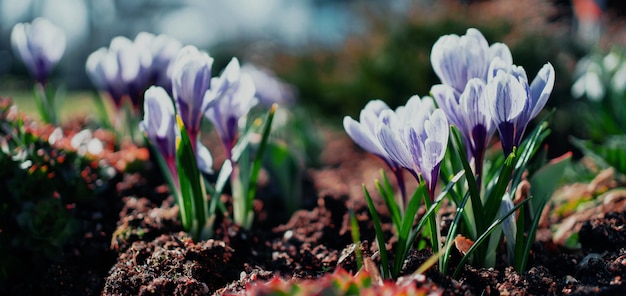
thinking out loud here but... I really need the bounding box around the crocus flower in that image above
[86,36,153,110]
[205,58,257,159]
[171,45,217,152]
[431,28,513,94]
[431,79,493,182]
[376,96,449,198]
[135,32,183,94]
[486,58,555,156]
[86,47,126,109]
[344,100,411,202]
[11,18,66,84]
[140,86,179,185]
[241,63,296,107]
[141,86,214,174]
[343,100,394,166]
[430,28,513,181]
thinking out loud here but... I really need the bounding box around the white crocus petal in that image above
[114,38,142,83]
[35,18,66,63]
[343,116,384,157]
[196,141,214,174]
[423,110,450,183]
[431,84,464,129]
[360,108,381,136]
[488,71,527,124]
[141,86,177,158]
[498,193,517,260]
[528,63,555,119]
[234,72,258,111]
[85,48,109,90]
[489,42,513,66]
[431,28,491,93]
[378,125,413,169]
[364,99,391,116]
[462,28,491,81]
[461,78,490,133]
[425,109,449,160]
[172,46,214,133]
[11,23,30,62]
[11,18,66,82]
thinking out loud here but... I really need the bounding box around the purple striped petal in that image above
[528,63,555,119]
[172,46,214,137]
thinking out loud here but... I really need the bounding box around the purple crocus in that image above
[376,96,449,198]
[135,32,183,94]
[204,58,257,159]
[431,28,512,95]
[140,86,179,186]
[486,58,555,156]
[430,28,513,181]
[141,85,214,174]
[431,79,493,183]
[11,18,66,84]
[343,100,394,166]
[343,99,411,202]
[86,36,153,111]
[171,45,218,154]
[241,63,296,107]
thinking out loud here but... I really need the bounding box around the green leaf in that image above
[375,176,401,234]
[363,185,391,279]
[263,142,302,214]
[33,83,52,124]
[176,116,208,240]
[90,90,114,131]
[393,184,426,277]
[450,126,484,238]
[483,149,516,229]
[441,191,471,274]
[511,118,551,188]
[528,152,571,217]
[349,208,363,271]
[243,104,277,229]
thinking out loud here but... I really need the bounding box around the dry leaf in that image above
[454,235,474,255]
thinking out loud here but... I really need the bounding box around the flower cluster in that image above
[344,96,448,202]
[430,28,554,172]
[140,43,276,238]
[345,28,560,278]
[141,45,255,180]
[86,32,182,111]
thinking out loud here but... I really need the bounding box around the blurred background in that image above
[1,0,626,158]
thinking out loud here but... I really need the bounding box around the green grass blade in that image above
[245,104,277,229]
[518,197,548,272]
[176,116,207,240]
[393,184,426,277]
[363,185,391,279]
[349,208,363,271]
[483,150,516,226]
[89,90,113,131]
[450,126,484,234]
[375,178,402,234]
[441,191,471,274]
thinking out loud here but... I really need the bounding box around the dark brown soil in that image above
[4,124,626,295]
